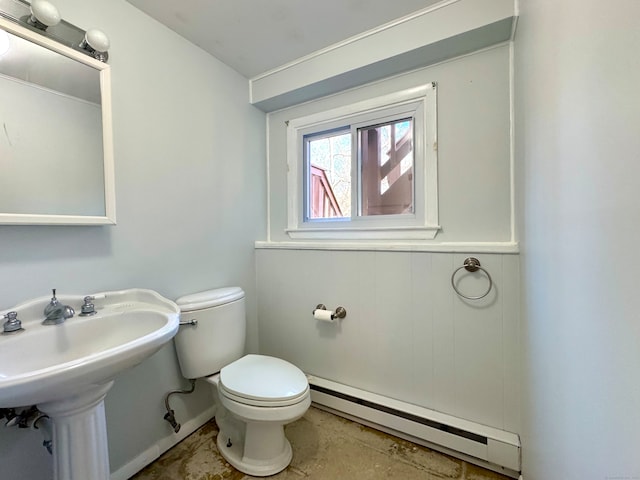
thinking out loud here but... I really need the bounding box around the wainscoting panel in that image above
[255,249,520,432]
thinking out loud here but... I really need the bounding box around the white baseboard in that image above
[110,406,216,480]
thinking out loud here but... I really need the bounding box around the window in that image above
[286,83,439,240]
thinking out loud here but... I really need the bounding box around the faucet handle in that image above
[3,311,23,334]
[79,296,97,316]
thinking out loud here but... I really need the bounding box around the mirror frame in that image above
[0,16,115,225]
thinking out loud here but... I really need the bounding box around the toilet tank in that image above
[173,287,246,379]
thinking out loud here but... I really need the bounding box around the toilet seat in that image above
[219,354,309,407]
[219,383,309,407]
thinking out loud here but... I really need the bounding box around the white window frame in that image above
[286,83,439,241]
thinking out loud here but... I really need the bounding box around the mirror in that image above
[0,16,115,224]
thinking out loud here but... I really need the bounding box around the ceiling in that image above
[126,0,443,79]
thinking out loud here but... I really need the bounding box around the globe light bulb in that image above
[84,28,110,53]
[29,0,61,28]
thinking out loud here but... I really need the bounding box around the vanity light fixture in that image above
[79,28,109,62]
[26,0,59,30]
[0,0,110,62]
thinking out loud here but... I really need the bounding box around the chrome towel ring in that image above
[451,257,493,300]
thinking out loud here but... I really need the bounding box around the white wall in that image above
[266,45,514,244]
[515,0,640,478]
[258,44,519,436]
[0,0,266,478]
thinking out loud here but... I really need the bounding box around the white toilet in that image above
[173,287,311,477]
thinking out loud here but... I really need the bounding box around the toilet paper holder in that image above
[313,304,347,320]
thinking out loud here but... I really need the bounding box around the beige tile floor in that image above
[131,407,511,480]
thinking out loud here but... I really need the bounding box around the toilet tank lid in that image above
[175,287,244,312]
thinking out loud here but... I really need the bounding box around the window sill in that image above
[255,240,520,254]
[285,225,440,241]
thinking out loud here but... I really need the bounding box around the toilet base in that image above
[216,422,292,477]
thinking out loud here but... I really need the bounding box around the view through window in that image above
[305,119,413,220]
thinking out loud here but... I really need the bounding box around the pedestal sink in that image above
[0,289,180,480]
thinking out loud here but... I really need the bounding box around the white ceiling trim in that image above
[250,0,461,81]
[250,0,516,111]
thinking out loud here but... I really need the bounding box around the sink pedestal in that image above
[40,381,114,480]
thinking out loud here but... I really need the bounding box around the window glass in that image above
[359,118,413,216]
[305,129,351,220]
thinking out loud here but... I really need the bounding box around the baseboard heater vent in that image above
[308,376,520,476]
[310,383,488,444]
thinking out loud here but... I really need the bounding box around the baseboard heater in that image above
[308,376,520,477]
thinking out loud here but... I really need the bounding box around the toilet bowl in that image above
[206,355,311,476]
[173,288,310,476]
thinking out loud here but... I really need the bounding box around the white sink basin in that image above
[0,289,180,480]
[0,289,179,408]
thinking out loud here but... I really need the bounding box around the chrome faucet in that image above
[42,289,75,325]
